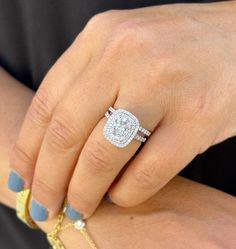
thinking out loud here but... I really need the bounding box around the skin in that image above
[9,1,236,219]
[0,68,236,248]
[2,176,236,249]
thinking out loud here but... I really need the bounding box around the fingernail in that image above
[65,204,82,220]
[30,199,48,221]
[8,170,24,192]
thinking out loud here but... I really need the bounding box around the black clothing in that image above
[0,1,235,248]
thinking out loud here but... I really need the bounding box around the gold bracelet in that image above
[16,189,38,229]
[47,207,98,249]
[16,189,97,248]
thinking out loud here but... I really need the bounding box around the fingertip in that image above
[8,169,24,192]
[66,190,99,219]
[65,203,83,220]
[30,198,49,221]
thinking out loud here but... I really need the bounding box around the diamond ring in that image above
[103,107,151,148]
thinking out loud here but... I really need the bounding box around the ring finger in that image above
[66,94,162,219]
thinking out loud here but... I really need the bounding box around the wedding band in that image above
[103,106,151,148]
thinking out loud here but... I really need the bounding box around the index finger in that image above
[8,33,92,192]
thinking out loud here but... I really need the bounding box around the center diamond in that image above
[103,109,139,148]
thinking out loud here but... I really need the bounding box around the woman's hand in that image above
[0,66,235,249]
[2,174,236,249]
[9,1,236,220]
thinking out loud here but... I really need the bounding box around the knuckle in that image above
[83,140,113,175]
[101,18,153,63]
[47,112,79,151]
[158,57,188,77]
[33,177,64,197]
[11,142,33,165]
[108,18,147,50]
[86,12,107,28]
[83,10,116,37]
[113,18,142,38]
[28,88,53,126]
[85,10,117,30]
[151,57,192,91]
[133,166,163,190]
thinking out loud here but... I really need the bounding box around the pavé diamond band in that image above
[103,106,151,148]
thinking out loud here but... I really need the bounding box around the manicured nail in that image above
[65,204,82,220]
[8,170,24,192]
[30,199,48,221]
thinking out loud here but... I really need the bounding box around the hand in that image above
[9,1,236,220]
[0,66,33,207]
[2,169,236,249]
[0,78,234,249]
[78,177,236,249]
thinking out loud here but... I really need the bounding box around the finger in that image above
[29,66,118,221]
[8,10,127,193]
[8,33,92,192]
[66,98,163,219]
[108,121,201,207]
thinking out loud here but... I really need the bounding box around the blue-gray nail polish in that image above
[30,199,48,221]
[104,193,113,204]
[8,170,24,192]
[65,204,82,220]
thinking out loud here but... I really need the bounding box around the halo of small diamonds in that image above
[103,107,151,148]
[103,109,140,148]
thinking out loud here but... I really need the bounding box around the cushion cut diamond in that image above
[103,109,139,148]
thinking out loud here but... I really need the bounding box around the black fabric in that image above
[0,1,235,248]
[0,0,213,90]
[0,204,48,249]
